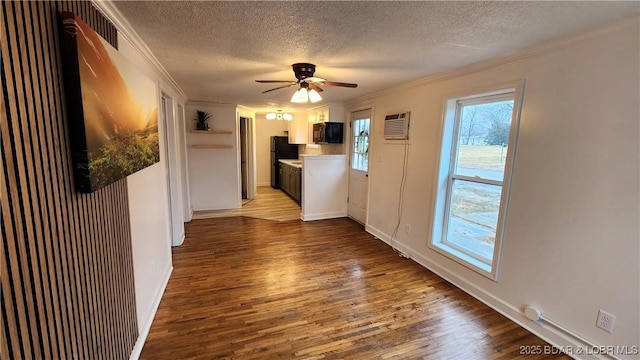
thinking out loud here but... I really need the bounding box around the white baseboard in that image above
[129,265,173,360]
[301,211,347,221]
[364,224,603,360]
[257,181,271,187]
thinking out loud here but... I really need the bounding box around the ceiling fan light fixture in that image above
[291,87,309,103]
[308,89,322,103]
[283,113,293,121]
[258,63,357,103]
[266,113,277,120]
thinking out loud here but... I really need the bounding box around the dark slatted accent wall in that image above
[1,1,138,359]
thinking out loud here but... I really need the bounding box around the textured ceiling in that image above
[113,1,639,113]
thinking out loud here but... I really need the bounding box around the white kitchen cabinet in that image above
[306,103,345,143]
[288,113,308,144]
[308,103,344,123]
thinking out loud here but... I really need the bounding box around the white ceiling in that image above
[112,1,639,113]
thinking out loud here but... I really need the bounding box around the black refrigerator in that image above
[271,136,299,189]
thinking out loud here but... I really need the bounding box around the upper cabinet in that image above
[306,103,345,143]
[308,103,345,123]
[289,103,345,144]
[288,113,308,144]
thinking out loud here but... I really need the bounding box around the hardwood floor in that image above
[141,217,569,359]
[192,186,301,222]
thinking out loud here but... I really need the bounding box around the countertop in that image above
[279,159,302,169]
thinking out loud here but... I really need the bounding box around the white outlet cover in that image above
[596,309,616,333]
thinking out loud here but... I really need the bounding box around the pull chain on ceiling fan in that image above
[255,63,357,103]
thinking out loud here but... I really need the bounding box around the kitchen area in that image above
[268,103,349,221]
[185,101,352,222]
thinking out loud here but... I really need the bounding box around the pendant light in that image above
[266,110,293,121]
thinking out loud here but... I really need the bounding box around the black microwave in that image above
[313,122,344,144]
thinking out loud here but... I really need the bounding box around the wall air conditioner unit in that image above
[383,112,410,140]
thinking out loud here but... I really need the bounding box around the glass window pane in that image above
[454,100,513,181]
[445,179,503,262]
[352,118,370,172]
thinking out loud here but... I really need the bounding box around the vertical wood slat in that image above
[49,2,82,356]
[2,1,41,357]
[33,2,69,355]
[1,1,139,359]
[1,35,22,357]
[21,3,56,357]
[52,4,83,355]
[29,4,60,355]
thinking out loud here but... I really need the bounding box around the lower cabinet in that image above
[279,163,301,204]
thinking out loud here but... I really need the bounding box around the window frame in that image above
[430,81,525,280]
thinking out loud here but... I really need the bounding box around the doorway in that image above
[240,117,249,199]
[239,116,255,201]
[348,109,371,224]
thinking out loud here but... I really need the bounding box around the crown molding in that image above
[186,101,237,109]
[349,14,639,105]
[92,0,187,101]
[236,105,256,113]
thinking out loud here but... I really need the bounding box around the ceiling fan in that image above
[255,63,357,103]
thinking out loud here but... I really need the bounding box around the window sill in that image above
[430,241,496,280]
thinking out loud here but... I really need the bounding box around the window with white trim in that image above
[431,83,523,280]
[352,117,370,172]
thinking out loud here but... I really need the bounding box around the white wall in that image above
[96,3,190,358]
[114,29,186,360]
[256,113,288,186]
[301,155,348,221]
[349,17,639,355]
[186,102,240,210]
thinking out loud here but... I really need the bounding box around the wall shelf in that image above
[190,144,233,149]
[190,129,232,134]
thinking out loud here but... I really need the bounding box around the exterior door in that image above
[348,109,371,224]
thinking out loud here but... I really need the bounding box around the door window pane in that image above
[352,118,370,172]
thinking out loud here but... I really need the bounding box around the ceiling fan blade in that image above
[255,80,296,83]
[261,83,297,94]
[304,77,326,83]
[320,81,358,88]
[308,83,324,92]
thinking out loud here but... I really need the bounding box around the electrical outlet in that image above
[404,224,412,234]
[596,309,616,333]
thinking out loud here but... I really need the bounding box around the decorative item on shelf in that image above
[266,110,293,121]
[194,110,211,130]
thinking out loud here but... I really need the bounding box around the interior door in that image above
[161,93,185,246]
[348,109,371,224]
[240,117,249,199]
[177,104,191,221]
